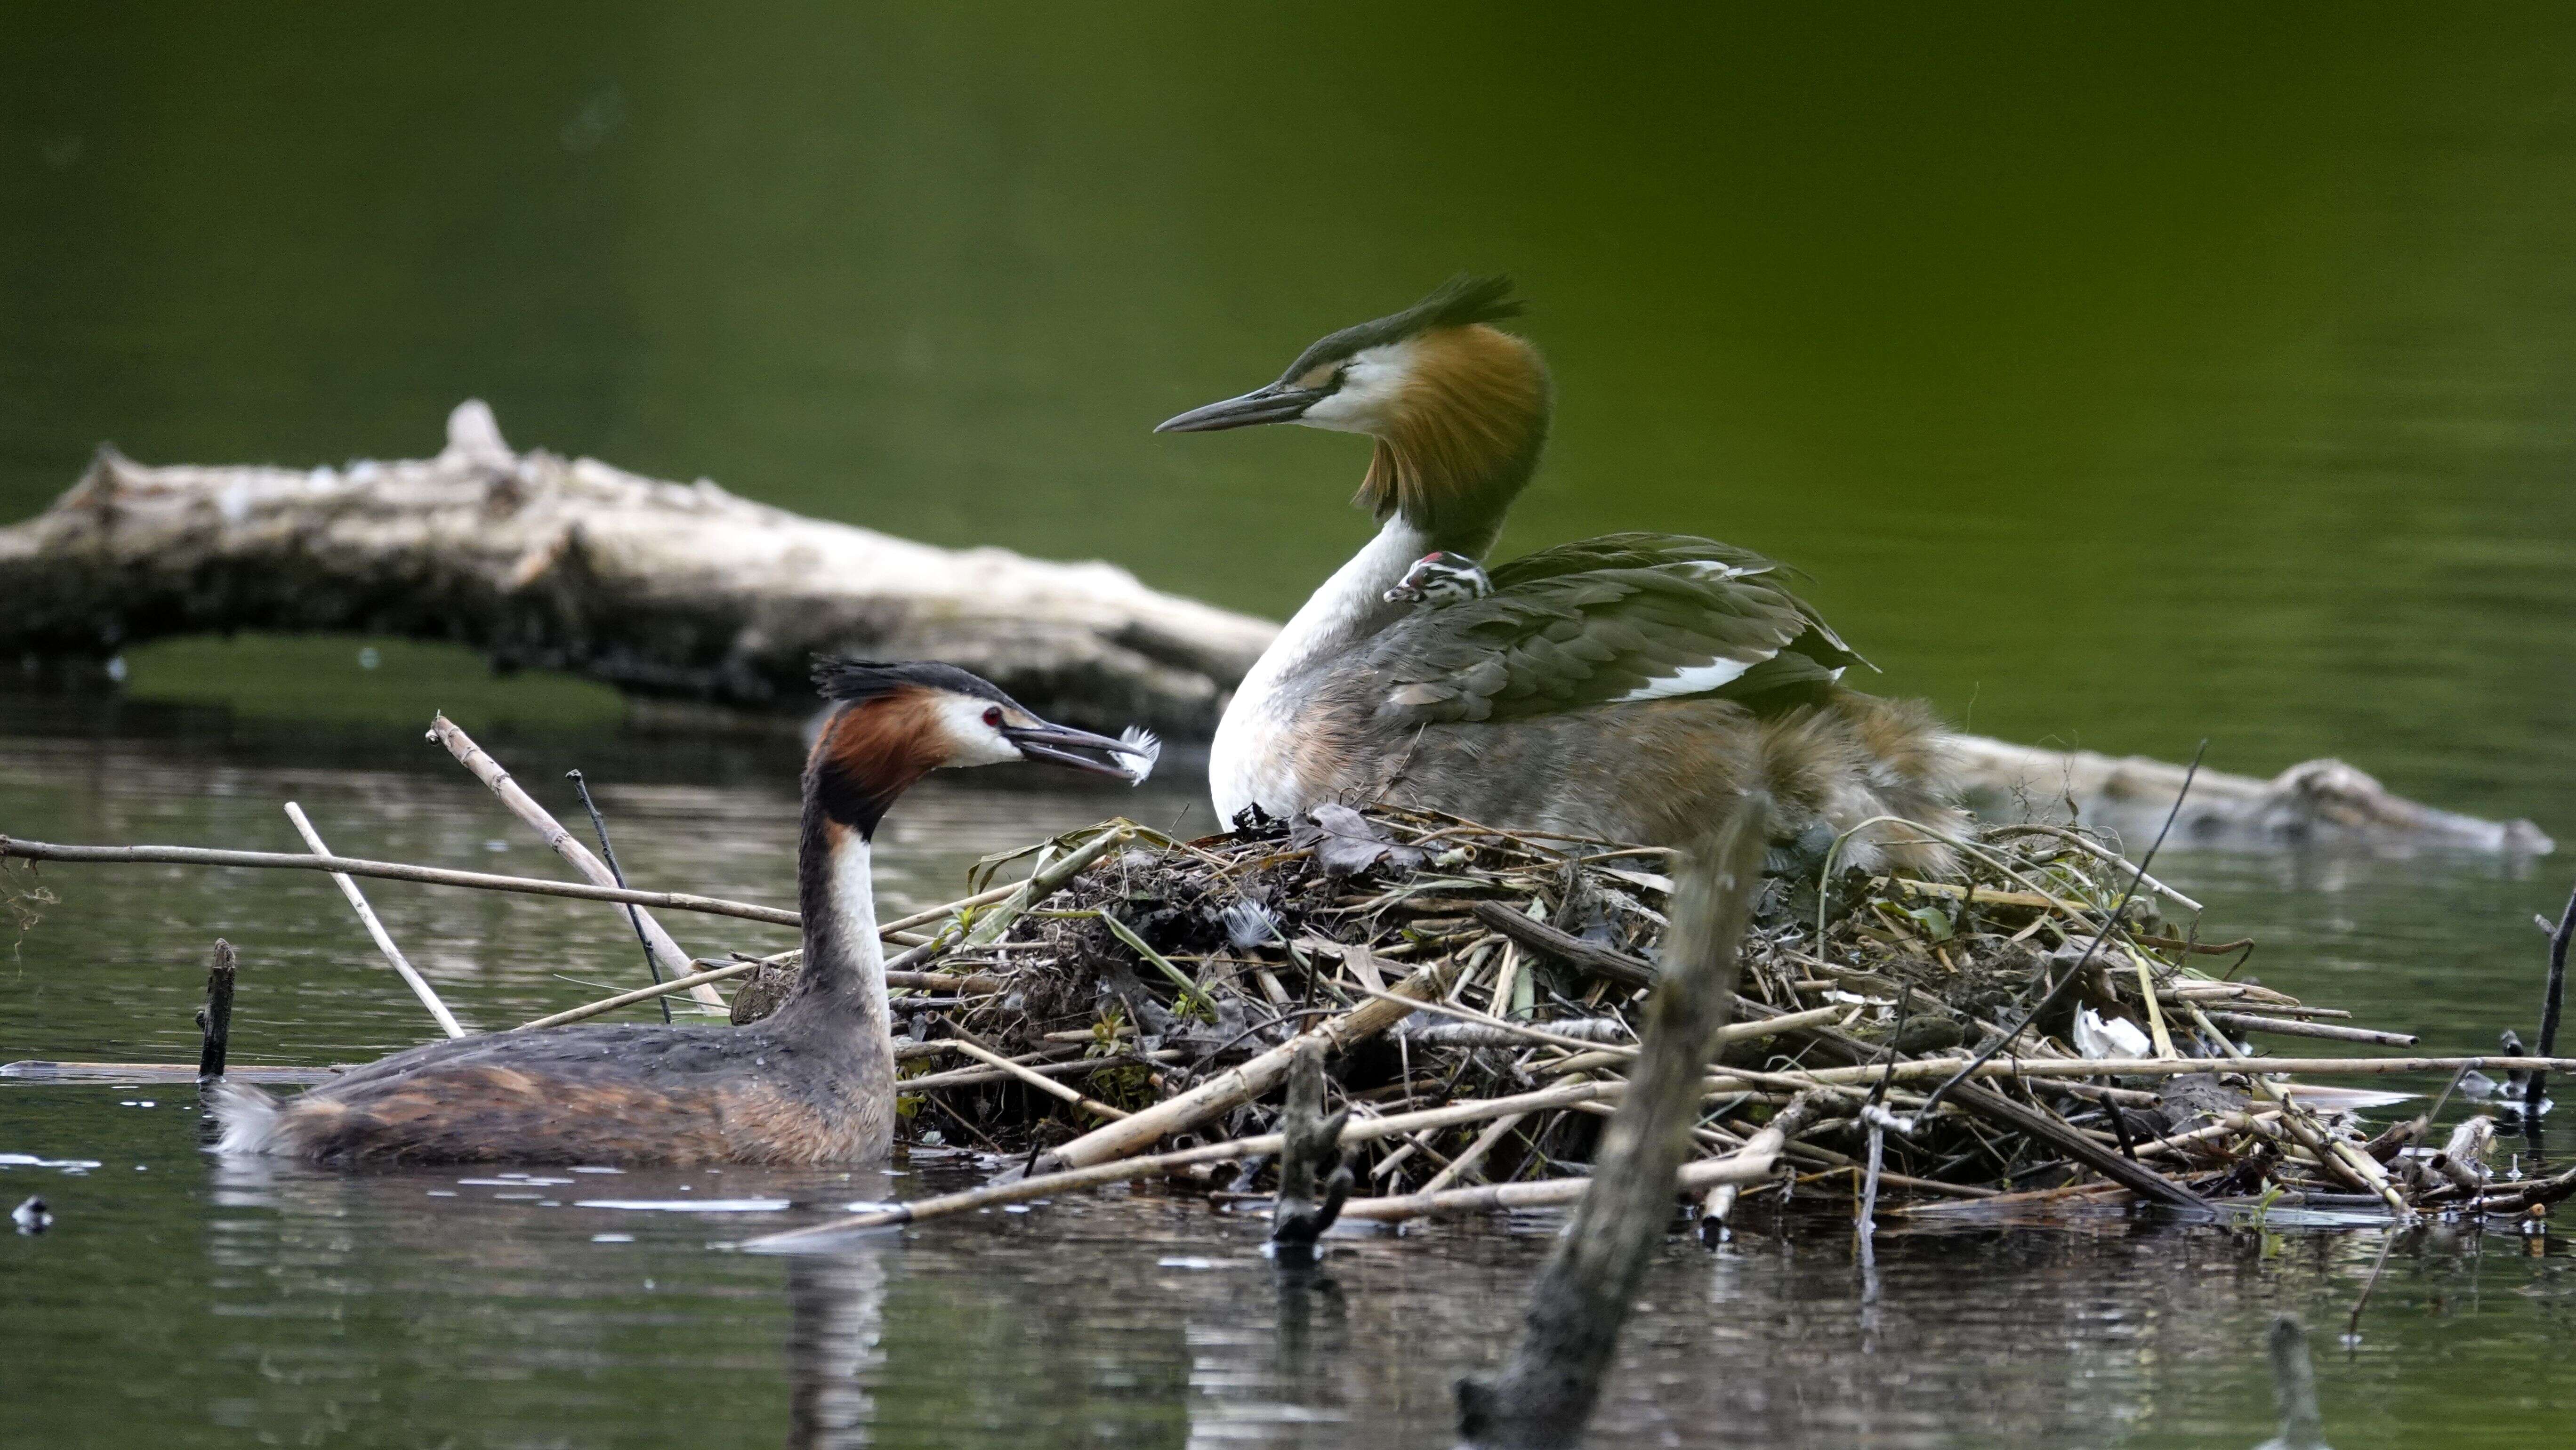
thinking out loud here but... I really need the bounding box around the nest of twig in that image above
[731,805,2567,1224]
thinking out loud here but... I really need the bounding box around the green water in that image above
[7,7,2576,1445]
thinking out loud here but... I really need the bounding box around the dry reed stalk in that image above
[283,803,466,1038]
[1023,959,1455,1175]
[429,715,722,1008]
[945,1039,1130,1120]
[0,835,799,924]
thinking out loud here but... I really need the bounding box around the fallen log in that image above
[1945,735,2552,855]
[0,401,1272,735]
[0,402,2547,853]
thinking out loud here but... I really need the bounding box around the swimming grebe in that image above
[210,660,1157,1166]
[1157,276,1958,869]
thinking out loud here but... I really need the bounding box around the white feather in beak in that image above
[1118,726,1162,786]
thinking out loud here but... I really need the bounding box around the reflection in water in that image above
[1266,1257,1348,1396]
[6,708,2576,1445]
[787,1253,890,1450]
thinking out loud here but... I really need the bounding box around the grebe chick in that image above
[1158,275,1959,870]
[1383,551,1493,605]
[210,660,1154,1167]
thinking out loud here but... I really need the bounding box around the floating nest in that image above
[732,804,2568,1223]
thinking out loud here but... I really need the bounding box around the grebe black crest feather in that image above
[1280,274,1522,381]
[813,657,1017,708]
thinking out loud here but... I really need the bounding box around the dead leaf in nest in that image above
[1296,803,1428,878]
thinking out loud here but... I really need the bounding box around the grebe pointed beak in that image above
[1153,381,1325,434]
[1002,719,1159,783]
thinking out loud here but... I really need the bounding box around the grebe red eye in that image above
[983,707,1004,728]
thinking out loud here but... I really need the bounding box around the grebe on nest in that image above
[211,660,1157,1166]
[1158,276,1958,870]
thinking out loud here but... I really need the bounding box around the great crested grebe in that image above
[1157,276,1958,868]
[211,660,1157,1166]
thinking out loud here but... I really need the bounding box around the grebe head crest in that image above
[807,659,1156,834]
[1154,276,1550,539]
[1383,551,1492,605]
[1154,275,1522,438]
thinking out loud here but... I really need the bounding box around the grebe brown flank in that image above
[1158,276,1959,871]
[210,660,1155,1166]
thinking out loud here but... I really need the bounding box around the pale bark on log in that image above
[0,400,2546,853]
[0,401,1272,735]
[1944,734,2552,855]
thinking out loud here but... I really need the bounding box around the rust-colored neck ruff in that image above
[1353,324,1550,550]
[777,696,913,1057]
[805,693,945,839]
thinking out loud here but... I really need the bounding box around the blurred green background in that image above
[8,11,2576,1448]
[6,4,2573,836]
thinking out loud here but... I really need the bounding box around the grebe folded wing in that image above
[1360,540,1863,724]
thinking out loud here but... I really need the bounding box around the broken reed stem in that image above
[897,1049,1179,1093]
[2184,1001,2411,1221]
[1700,1090,1833,1227]
[567,768,670,1023]
[1023,957,1454,1176]
[2528,875,2576,1117]
[744,1077,1637,1248]
[959,828,1138,948]
[195,938,236,1081]
[1419,1112,1528,1195]
[429,715,722,1008]
[0,835,799,925]
[282,803,467,1039]
[0,840,1029,947]
[2198,1011,2415,1047]
[515,959,761,1030]
[1456,797,1769,1450]
[945,1039,1130,1120]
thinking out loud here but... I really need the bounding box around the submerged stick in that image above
[1455,798,1769,1450]
[0,836,799,925]
[2266,1315,2328,1450]
[2528,876,2576,1118]
[284,803,467,1039]
[195,938,236,1081]
[430,716,722,1008]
